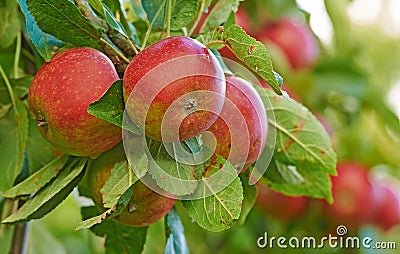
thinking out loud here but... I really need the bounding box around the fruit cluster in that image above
[28,36,269,226]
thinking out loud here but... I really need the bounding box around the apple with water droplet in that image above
[123,36,226,142]
[28,47,122,158]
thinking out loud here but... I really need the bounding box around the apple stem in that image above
[166,0,172,38]
[188,0,206,36]
[100,38,130,64]
[13,33,21,79]
[204,40,225,47]
[0,65,18,117]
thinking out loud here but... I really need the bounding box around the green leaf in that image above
[170,0,197,30]
[141,0,166,29]
[265,160,333,202]
[1,154,69,198]
[2,157,87,223]
[26,0,102,50]
[18,0,65,61]
[182,159,243,232]
[103,4,128,37]
[0,103,11,118]
[76,208,113,230]
[101,161,138,209]
[147,139,200,196]
[258,87,337,202]
[81,206,149,254]
[142,0,198,31]
[164,208,189,254]
[197,0,240,34]
[0,0,20,48]
[26,117,58,174]
[0,99,29,192]
[223,25,282,94]
[237,174,257,225]
[88,80,142,135]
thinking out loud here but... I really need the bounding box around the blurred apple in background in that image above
[255,182,309,221]
[369,177,400,232]
[257,18,320,70]
[323,162,374,229]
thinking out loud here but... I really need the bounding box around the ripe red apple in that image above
[323,162,374,228]
[88,143,176,227]
[28,47,122,158]
[369,179,400,231]
[123,36,226,142]
[255,182,309,221]
[204,76,268,168]
[257,18,319,70]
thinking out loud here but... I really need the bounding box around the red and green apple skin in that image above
[28,47,122,158]
[205,76,268,169]
[88,143,176,227]
[123,36,226,142]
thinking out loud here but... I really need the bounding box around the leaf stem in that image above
[13,33,21,79]
[204,40,225,47]
[0,65,18,117]
[188,0,206,36]
[100,38,130,63]
[166,0,172,38]
[141,0,166,51]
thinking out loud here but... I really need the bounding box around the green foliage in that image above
[257,87,337,202]
[182,157,244,232]
[196,0,241,34]
[18,0,65,61]
[7,0,400,252]
[26,0,102,50]
[81,206,148,254]
[147,139,201,196]
[2,157,87,224]
[1,154,69,198]
[223,25,282,94]
[0,98,28,192]
[0,0,20,48]
[237,174,257,225]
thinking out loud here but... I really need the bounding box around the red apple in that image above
[256,182,309,221]
[123,36,226,142]
[204,76,268,168]
[28,47,121,158]
[88,143,176,227]
[323,162,374,228]
[236,6,254,35]
[369,179,400,231]
[257,18,319,70]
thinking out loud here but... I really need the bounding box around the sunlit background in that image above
[297,0,400,118]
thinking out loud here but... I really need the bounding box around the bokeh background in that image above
[1,0,400,253]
